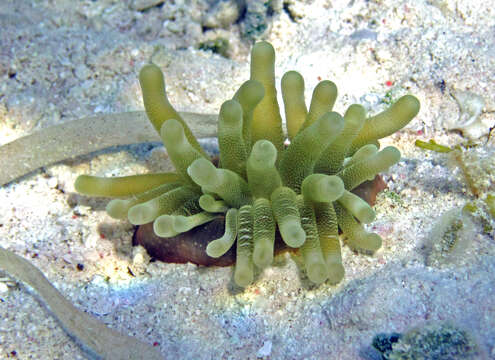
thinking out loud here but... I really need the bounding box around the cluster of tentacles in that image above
[75,41,420,287]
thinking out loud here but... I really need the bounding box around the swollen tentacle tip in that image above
[139,64,165,96]
[323,176,345,201]
[206,241,224,258]
[253,244,273,268]
[302,174,345,203]
[318,111,344,136]
[345,104,366,121]
[251,41,275,62]
[351,94,420,151]
[251,140,277,166]
[128,203,156,225]
[348,232,382,255]
[174,215,194,232]
[220,99,243,120]
[187,158,216,186]
[306,262,328,284]
[345,144,379,168]
[247,140,281,198]
[235,80,265,106]
[327,263,345,284]
[173,213,216,233]
[234,267,254,288]
[206,208,238,258]
[106,199,130,219]
[282,70,304,88]
[338,190,376,224]
[160,118,183,140]
[398,94,421,115]
[303,80,338,128]
[281,71,307,138]
[199,194,228,213]
[381,146,401,162]
[74,175,89,195]
[280,222,306,248]
[357,208,375,224]
[364,233,382,254]
[314,80,338,102]
[153,215,178,238]
[139,63,162,80]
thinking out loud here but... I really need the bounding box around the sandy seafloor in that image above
[1,0,495,359]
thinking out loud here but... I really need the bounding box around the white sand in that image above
[1,1,494,358]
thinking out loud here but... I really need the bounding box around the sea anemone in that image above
[75,41,420,287]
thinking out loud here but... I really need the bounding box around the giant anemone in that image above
[75,41,420,287]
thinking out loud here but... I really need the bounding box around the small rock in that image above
[91,274,108,287]
[74,64,91,80]
[0,282,9,294]
[257,340,272,358]
[62,254,72,264]
[202,0,244,29]
[130,0,164,11]
[448,90,487,139]
[130,245,151,275]
[47,177,58,189]
[350,29,378,41]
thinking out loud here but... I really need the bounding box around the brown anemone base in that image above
[133,176,386,267]
[133,217,289,266]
